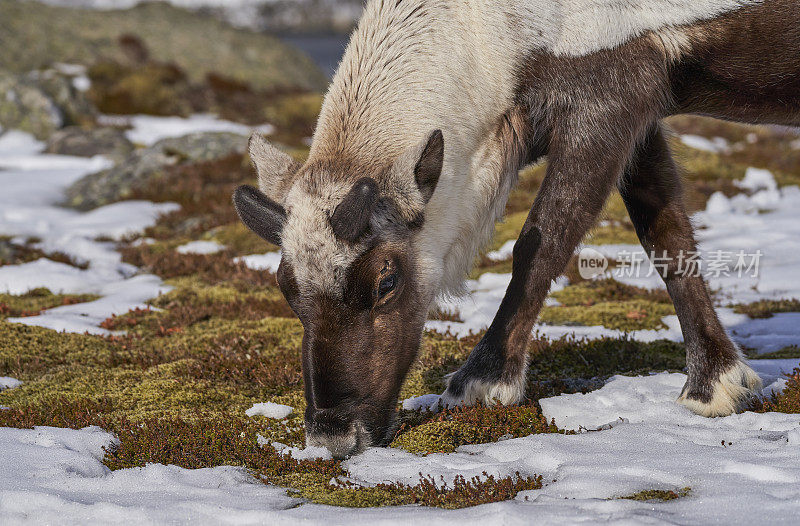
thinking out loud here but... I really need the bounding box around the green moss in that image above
[292,472,543,509]
[391,404,562,455]
[504,163,547,216]
[540,300,675,331]
[263,93,324,142]
[527,336,685,388]
[0,320,118,378]
[491,210,528,251]
[733,299,800,319]
[0,360,252,422]
[617,487,691,502]
[551,279,672,307]
[0,288,99,319]
[584,224,640,245]
[749,346,800,360]
[206,222,277,256]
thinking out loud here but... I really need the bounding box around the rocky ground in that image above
[1,0,800,520]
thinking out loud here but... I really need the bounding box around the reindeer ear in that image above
[413,130,444,203]
[233,185,286,246]
[390,130,444,211]
[249,133,298,202]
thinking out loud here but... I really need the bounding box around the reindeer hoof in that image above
[441,370,525,408]
[677,360,763,417]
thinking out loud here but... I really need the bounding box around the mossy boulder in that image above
[0,0,327,92]
[64,132,247,210]
[45,126,134,162]
[0,69,95,139]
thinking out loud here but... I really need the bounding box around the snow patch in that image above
[237,251,282,273]
[0,377,22,390]
[680,134,730,153]
[115,114,274,146]
[485,239,515,262]
[246,402,293,420]
[175,240,224,255]
[0,130,176,333]
[269,441,333,461]
[736,167,778,193]
[0,130,44,156]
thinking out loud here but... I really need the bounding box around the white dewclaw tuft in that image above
[440,375,526,409]
[677,360,763,417]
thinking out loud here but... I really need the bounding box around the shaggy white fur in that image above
[440,374,527,408]
[678,360,764,417]
[262,0,756,301]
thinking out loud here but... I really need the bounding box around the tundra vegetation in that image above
[1,9,800,508]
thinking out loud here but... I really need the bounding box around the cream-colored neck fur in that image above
[297,0,755,301]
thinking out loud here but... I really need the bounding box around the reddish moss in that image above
[119,245,276,287]
[762,368,800,414]
[321,472,544,509]
[0,289,98,318]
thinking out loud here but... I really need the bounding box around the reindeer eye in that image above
[377,274,397,298]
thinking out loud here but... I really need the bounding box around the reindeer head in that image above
[233,131,444,458]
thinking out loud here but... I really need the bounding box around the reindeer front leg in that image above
[443,112,647,407]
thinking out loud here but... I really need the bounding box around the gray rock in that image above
[0,70,96,140]
[24,70,96,128]
[0,1,327,92]
[64,147,177,211]
[45,126,134,162]
[0,71,63,140]
[64,131,248,210]
[155,132,247,163]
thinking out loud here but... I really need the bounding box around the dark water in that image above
[278,33,350,78]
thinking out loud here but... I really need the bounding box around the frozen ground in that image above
[2,122,800,523]
[3,372,800,524]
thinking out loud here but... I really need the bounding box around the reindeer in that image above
[234,0,799,458]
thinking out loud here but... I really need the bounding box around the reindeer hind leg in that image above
[619,124,762,416]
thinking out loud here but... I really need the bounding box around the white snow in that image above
[484,239,515,262]
[680,134,731,153]
[175,240,224,255]
[246,402,293,419]
[114,114,274,146]
[0,377,22,390]
[0,131,179,334]
[269,441,334,461]
[237,251,282,273]
[736,166,779,192]
[0,426,304,524]
[0,129,45,156]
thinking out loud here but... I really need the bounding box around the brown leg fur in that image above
[619,124,762,416]
[443,108,654,406]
